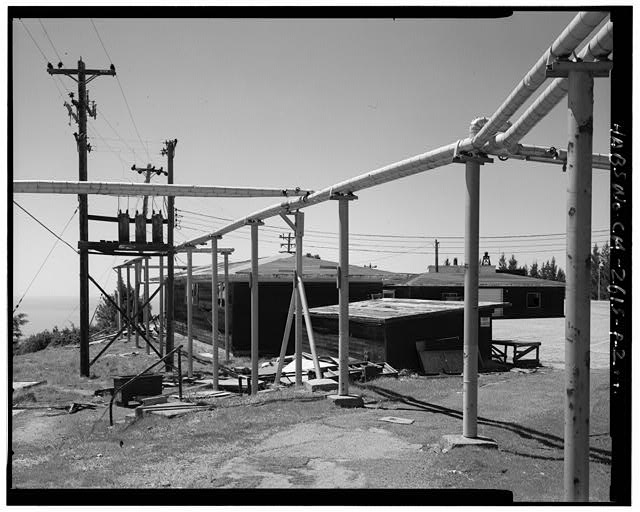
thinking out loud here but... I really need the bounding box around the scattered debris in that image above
[13,381,47,392]
[119,351,139,357]
[135,402,213,419]
[304,378,338,393]
[510,367,537,374]
[379,416,415,425]
[94,387,114,397]
[68,402,99,414]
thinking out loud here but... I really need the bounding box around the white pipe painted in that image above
[494,22,613,150]
[488,144,610,170]
[471,11,609,148]
[13,180,313,198]
[250,223,259,395]
[165,12,606,252]
[211,237,219,390]
[462,157,481,438]
[186,248,193,378]
[564,69,594,502]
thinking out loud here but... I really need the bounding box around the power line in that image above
[88,18,151,163]
[175,207,608,242]
[19,19,49,62]
[38,18,63,63]
[89,18,113,63]
[14,201,78,254]
[13,207,78,313]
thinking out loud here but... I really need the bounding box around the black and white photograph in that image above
[7,5,632,506]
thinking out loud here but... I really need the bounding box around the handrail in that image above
[109,344,183,426]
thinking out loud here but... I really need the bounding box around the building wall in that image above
[391,285,565,319]
[174,279,384,356]
[303,310,493,372]
[231,281,384,356]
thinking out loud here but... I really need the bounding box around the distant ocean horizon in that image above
[12,295,103,337]
[12,295,161,337]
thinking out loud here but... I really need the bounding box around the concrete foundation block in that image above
[327,394,364,408]
[440,434,498,452]
[305,378,339,393]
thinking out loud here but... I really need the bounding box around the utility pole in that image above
[161,139,177,370]
[131,164,166,221]
[279,233,295,254]
[435,239,440,272]
[47,59,115,377]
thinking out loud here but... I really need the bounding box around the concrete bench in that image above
[491,340,541,367]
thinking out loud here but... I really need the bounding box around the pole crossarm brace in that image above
[13,181,314,198]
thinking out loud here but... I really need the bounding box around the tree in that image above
[590,242,610,299]
[13,312,29,345]
[507,254,518,271]
[498,253,507,271]
[94,277,146,331]
[556,268,566,283]
[529,261,539,279]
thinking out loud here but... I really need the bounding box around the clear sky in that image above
[11,11,611,305]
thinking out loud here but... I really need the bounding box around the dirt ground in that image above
[10,315,612,504]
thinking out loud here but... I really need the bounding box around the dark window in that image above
[527,292,541,308]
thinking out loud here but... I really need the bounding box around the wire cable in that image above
[38,18,63,63]
[89,18,151,163]
[14,201,78,254]
[13,207,78,313]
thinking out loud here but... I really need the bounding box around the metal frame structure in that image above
[17,11,615,502]
[167,12,612,501]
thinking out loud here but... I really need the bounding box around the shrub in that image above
[14,324,96,355]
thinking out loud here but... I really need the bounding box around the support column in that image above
[186,248,193,378]
[249,220,263,395]
[330,192,357,397]
[126,264,131,343]
[159,256,164,357]
[144,257,150,355]
[134,261,140,349]
[117,268,123,333]
[222,249,232,364]
[463,158,480,439]
[564,69,594,503]
[545,56,611,503]
[294,211,304,386]
[211,237,219,390]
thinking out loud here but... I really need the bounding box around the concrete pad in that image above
[327,394,364,408]
[305,378,339,393]
[440,434,498,452]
